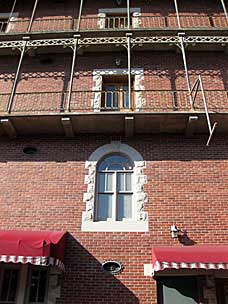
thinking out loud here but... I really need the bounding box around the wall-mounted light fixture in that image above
[114,58,121,67]
[170,224,179,238]
[115,0,122,6]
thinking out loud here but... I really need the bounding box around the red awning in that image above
[0,230,66,271]
[152,246,228,273]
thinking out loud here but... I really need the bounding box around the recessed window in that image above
[101,75,134,110]
[102,261,123,275]
[105,13,132,29]
[28,269,48,303]
[96,154,134,222]
[0,19,8,32]
[23,147,38,155]
[0,268,19,303]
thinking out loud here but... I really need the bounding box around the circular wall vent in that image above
[102,260,123,275]
[23,147,38,155]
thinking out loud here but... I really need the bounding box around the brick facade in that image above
[0,0,228,303]
[0,135,228,303]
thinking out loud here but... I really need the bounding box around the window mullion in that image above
[113,172,117,221]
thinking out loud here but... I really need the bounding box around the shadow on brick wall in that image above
[59,234,139,304]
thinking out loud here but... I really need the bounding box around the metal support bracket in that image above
[185,116,198,137]
[61,117,74,137]
[125,116,134,138]
[0,119,17,138]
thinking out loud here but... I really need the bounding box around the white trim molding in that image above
[81,141,148,232]
[92,68,145,112]
[98,8,141,29]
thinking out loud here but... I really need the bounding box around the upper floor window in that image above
[101,75,133,110]
[96,154,134,221]
[105,13,132,29]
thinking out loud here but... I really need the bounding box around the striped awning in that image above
[152,246,228,273]
[0,230,66,271]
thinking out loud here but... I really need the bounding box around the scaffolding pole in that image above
[76,0,84,31]
[7,38,29,114]
[220,0,228,19]
[126,33,132,109]
[7,0,17,25]
[178,33,193,107]
[66,35,80,112]
[173,0,181,29]
[127,0,130,29]
[27,0,39,32]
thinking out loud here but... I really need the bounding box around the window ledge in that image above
[81,219,148,232]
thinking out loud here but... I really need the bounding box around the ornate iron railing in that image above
[0,90,228,114]
[0,14,228,33]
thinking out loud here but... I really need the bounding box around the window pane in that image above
[0,269,18,302]
[117,173,125,191]
[29,270,47,303]
[118,173,132,191]
[98,174,105,192]
[8,270,18,302]
[97,194,112,220]
[126,173,132,191]
[98,154,134,171]
[157,277,199,304]
[37,271,47,303]
[29,270,39,302]
[117,194,132,220]
[106,174,113,191]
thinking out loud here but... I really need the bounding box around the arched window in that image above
[96,154,134,221]
[82,142,148,232]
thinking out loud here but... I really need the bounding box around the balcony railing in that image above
[1,14,228,34]
[0,90,228,114]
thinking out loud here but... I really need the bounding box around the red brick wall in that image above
[0,135,228,303]
[0,0,226,32]
[0,51,227,112]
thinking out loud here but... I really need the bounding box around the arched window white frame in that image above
[82,142,148,232]
[96,154,134,222]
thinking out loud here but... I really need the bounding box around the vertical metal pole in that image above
[173,0,181,29]
[178,33,193,107]
[126,33,132,109]
[198,75,217,146]
[7,38,28,113]
[66,35,80,112]
[7,0,17,25]
[76,0,84,31]
[127,0,130,29]
[220,0,228,19]
[27,0,39,32]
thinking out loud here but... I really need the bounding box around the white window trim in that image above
[92,68,145,112]
[81,141,148,232]
[97,8,141,29]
